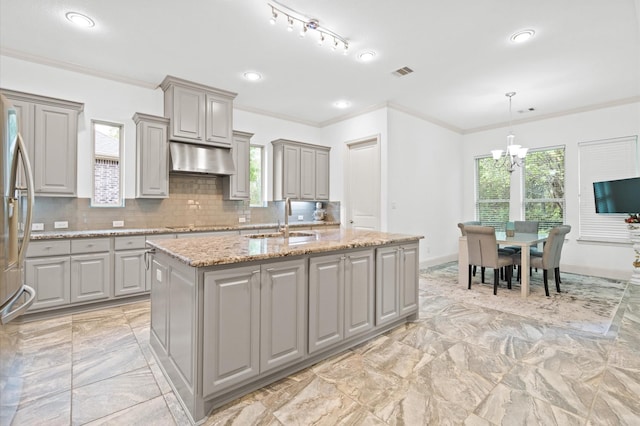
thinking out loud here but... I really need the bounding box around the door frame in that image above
[343,135,381,230]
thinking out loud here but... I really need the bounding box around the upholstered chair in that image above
[465,225,515,295]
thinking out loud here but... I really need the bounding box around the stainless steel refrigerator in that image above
[1,93,35,322]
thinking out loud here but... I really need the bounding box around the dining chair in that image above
[458,221,482,277]
[504,221,539,253]
[465,225,514,295]
[514,225,571,296]
[530,224,571,284]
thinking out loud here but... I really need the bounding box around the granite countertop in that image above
[29,221,341,240]
[146,228,424,268]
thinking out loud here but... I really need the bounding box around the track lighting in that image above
[268,1,349,55]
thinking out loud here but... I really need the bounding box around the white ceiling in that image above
[1,0,639,132]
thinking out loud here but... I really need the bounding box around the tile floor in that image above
[2,272,639,425]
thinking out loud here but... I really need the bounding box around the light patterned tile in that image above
[357,335,432,378]
[84,395,175,425]
[73,342,148,387]
[520,345,607,385]
[7,362,71,406]
[10,390,71,426]
[588,387,640,426]
[72,368,161,425]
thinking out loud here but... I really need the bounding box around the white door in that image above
[345,137,380,230]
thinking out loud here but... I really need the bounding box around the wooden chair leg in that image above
[555,267,561,293]
[481,267,485,283]
[507,266,512,289]
[543,270,550,297]
[473,265,477,277]
[493,268,498,295]
[468,265,472,289]
[500,267,504,280]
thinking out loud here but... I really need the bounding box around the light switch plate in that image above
[298,215,304,220]
[54,221,68,229]
[32,223,44,231]
[113,220,124,227]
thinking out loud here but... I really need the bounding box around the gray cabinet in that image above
[160,76,236,147]
[308,249,374,354]
[70,238,111,303]
[25,240,71,310]
[202,258,305,395]
[114,236,147,296]
[1,89,83,196]
[222,131,253,200]
[133,113,169,198]
[375,243,419,326]
[272,139,330,201]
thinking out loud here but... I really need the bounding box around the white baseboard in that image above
[420,254,458,269]
[560,263,631,282]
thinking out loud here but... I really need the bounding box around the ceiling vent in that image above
[392,66,414,77]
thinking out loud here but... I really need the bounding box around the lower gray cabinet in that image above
[375,243,419,326]
[114,236,147,296]
[202,258,305,396]
[70,238,111,303]
[26,255,70,310]
[309,249,374,354]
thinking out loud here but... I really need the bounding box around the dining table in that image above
[458,231,548,298]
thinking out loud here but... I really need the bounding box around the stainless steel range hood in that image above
[169,142,235,175]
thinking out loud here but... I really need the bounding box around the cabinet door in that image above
[114,250,146,296]
[300,147,316,200]
[71,253,110,303]
[344,250,374,338]
[308,254,344,354]
[171,85,204,142]
[34,104,77,195]
[25,256,70,310]
[223,132,250,200]
[150,259,169,350]
[282,144,300,199]
[260,259,306,373]
[6,99,34,189]
[204,93,232,147]
[375,246,400,326]
[315,149,330,200]
[137,118,168,198]
[203,266,260,395]
[400,244,419,315]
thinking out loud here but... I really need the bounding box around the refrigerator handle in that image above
[15,133,35,266]
[0,285,35,325]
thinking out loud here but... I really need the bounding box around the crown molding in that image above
[385,102,464,134]
[0,47,158,89]
[232,103,320,127]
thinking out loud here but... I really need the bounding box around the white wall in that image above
[386,109,463,265]
[462,102,640,280]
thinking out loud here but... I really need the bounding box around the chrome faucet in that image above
[282,197,292,238]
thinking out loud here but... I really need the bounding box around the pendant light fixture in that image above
[491,92,528,173]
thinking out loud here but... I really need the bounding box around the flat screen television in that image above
[593,176,640,213]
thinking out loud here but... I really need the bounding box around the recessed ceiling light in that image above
[358,51,376,62]
[334,100,351,109]
[65,12,95,28]
[243,71,262,81]
[510,29,535,43]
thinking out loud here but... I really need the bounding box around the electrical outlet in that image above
[32,223,44,231]
[54,221,68,229]
[238,217,246,223]
[112,220,124,227]
[298,215,304,220]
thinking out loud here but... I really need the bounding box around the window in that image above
[579,136,639,243]
[476,156,510,230]
[92,120,123,207]
[249,145,264,206]
[523,147,565,233]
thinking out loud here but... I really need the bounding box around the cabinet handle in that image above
[144,249,156,270]
[252,270,260,275]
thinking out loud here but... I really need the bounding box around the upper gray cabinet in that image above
[223,131,253,200]
[1,89,83,196]
[133,113,169,198]
[272,139,330,201]
[159,76,237,148]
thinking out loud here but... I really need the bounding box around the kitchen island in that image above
[146,228,423,424]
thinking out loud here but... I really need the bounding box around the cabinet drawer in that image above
[71,238,110,254]
[27,240,71,257]
[114,236,147,250]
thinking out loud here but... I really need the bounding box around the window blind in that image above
[578,136,639,243]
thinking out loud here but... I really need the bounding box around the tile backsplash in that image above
[30,175,340,232]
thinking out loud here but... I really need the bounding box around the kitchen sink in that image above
[245,231,315,239]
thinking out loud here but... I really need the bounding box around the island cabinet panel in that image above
[168,265,197,387]
[309,249,374,354]
[375,243,419,326]
[260,259,306,373]
[308,255,344,353]
[203,266,261,396]
[150,259,169,349]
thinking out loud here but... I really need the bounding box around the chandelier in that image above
[491,92,528,173]
[268,0,349,54]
